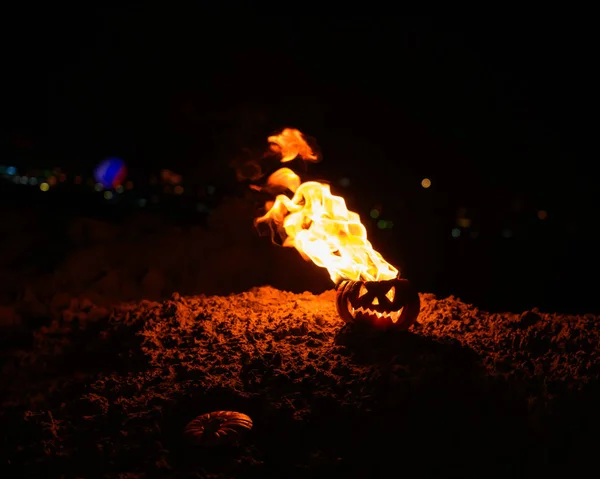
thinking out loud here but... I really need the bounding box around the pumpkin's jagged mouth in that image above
[347,299,404,323]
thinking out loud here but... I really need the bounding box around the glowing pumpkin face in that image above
[335,278,420,330]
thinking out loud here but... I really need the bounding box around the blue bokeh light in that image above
[94,157,127,188]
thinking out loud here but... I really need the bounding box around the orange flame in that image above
[267,128,319,163]
[255,129,399,284]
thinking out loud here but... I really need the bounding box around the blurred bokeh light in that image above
[94,157,128,188]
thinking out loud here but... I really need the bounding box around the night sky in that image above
[2,10,598,312]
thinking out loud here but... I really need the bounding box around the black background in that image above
[2,10,598,313]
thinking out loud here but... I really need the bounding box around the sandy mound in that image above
[2,287,599,477]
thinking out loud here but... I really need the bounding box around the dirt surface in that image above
[0,197,334,311]
[2,286,600,478]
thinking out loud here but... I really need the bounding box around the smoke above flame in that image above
[254,128,399,284]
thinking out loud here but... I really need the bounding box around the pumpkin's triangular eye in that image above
[385,286,395,302]
[358,284,368,298]
[372,297,379,305]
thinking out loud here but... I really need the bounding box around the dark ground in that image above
[1,199,600,478]
[2,286,600,478]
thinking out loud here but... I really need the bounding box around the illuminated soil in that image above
[2,287,600,477]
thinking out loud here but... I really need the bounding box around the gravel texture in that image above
[2,286,600,478]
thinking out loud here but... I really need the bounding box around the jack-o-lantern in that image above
[335,278,420,330]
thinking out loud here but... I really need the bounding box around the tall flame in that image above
[255,129,399,284]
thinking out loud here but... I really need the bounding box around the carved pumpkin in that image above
[335,278,420,330]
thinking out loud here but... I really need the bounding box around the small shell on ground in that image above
[185,410,253,446]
